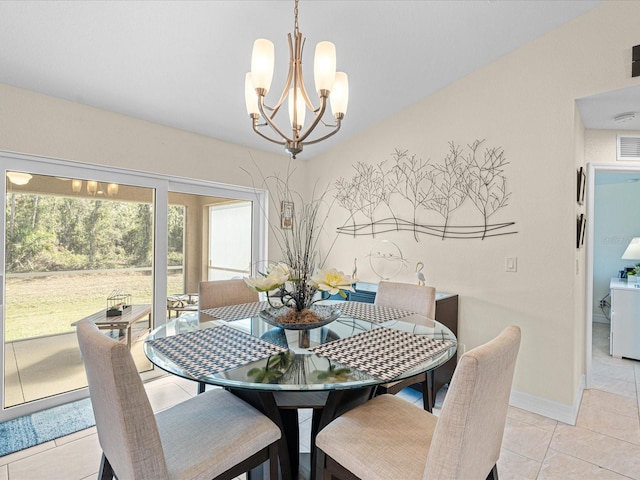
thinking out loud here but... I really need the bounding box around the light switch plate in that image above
[506,257,517,272]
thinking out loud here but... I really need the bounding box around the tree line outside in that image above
[6,193,185,273]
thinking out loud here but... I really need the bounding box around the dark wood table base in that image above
[231,387,376,480]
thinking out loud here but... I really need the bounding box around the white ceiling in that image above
[577,85,640,131]
[0,0,608,160]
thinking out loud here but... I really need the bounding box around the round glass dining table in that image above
[144,302,456,480]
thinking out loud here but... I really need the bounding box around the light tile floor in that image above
[1,322,639,480]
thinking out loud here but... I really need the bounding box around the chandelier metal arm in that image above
[296,94,329,144]
[265,33,296,118]
[301,118,342,146]
[251,116,287,146]
[257,96,294,143]
[293,32,317,113]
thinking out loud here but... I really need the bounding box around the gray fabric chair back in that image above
[424,325,521,479]
[199,279,259,311]
[375,281,436,320]
[77,319,169,480]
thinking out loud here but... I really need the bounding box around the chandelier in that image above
[72,179,119,196]
[244,0,349,159]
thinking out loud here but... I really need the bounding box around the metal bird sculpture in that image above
[416,261,426,286]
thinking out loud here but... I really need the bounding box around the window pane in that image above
[208,201,252,280]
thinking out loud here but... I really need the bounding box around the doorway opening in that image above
[585,164,640,392]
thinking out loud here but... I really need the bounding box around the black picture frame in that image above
[577,213,586,249]
[577,167,586,205]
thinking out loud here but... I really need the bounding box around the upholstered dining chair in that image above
[77,318,281,480]
[315,325,521,480]
[199,278,259,312]
[374,280,437,410]
[196,278,260,393]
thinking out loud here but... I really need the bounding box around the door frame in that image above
[584,161,640,390]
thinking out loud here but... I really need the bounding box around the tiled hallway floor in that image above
[1,322,639,479]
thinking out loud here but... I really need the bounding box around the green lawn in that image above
[5,270,184,342]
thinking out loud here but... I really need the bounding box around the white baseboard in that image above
[509,375,584,425]
[592,313,609,324]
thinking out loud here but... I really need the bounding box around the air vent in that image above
[617,134,640,161]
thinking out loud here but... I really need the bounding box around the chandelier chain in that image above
[294,0,299,34]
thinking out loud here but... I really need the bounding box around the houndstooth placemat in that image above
[146,324,287,378]
[311,327,454,381]
[338,301,414,323]
[200,301,269,322]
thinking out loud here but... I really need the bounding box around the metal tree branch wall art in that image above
[334,140,517,241]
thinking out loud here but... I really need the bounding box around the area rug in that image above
[0,398,95,457]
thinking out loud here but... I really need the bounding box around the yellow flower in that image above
[311,268,356,297]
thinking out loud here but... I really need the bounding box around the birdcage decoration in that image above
[106,288,132,316]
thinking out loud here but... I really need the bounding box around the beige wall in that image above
[305,1,640,416]
[1,1,639,419]
[0,82,301,267]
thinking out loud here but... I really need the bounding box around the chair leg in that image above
[99,453,115,480]
[269,442,279,480]
[486,463,499,480]
[315,447,326,480]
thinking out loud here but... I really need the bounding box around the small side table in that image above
[72,304,152,349]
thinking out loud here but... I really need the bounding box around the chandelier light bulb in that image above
[251,39,275,93]
[244,73,259,116]
[87,180,98,196]
[71,179,82,193]
[314,41,336,94]
[107,183,119,196]
[331,72,349,117]
[288,87,306,129]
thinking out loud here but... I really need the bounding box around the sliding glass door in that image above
[1,152,267,421]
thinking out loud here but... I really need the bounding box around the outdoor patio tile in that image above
[3,342,24,408]
[10,334,87,402]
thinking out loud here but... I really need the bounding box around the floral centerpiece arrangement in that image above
[246,262,355,324]
[244,166,356,328]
